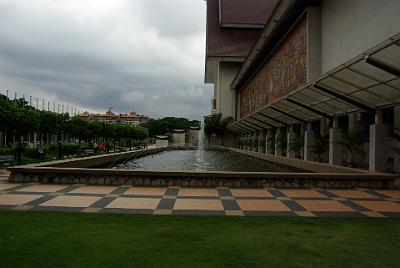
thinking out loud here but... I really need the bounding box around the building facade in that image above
[204,0,400,173]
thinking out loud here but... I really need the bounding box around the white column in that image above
[304,122,315,161]
[33,132,38,148]
[300,124,305,159]
[394,106,400,173]
[369,110,389,172]
[329,117,343,165]
[275,128,282,156]
[287,125,296,158]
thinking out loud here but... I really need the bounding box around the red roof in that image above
[206,0,262,58]
[219,0,278,27]
[206,0,277,58]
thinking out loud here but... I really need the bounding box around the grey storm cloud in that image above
[0,0,213,119]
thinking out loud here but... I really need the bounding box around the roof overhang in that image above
[231,0,298,90]
[228,33,400,133]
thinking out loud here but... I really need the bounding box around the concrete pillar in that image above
[172,130,186,146]
[52,134,57,144]
[329,117,343,165]
[299,124,305,159]
[287,125,296,158]
[33,132,38,148]
[258,131,265,153]
[369,110,389,172]
[304,122,315,161]
[155,136,169,148]
[188,128,200,146]
[275,128,282,156]
[394,106,400,173]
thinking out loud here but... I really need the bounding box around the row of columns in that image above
[237,109,399,172]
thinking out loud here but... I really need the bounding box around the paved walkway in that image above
[0,171,400,217]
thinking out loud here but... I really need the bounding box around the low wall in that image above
[7,147,398,188]
[226,147,369,174]
[7,167,395,188]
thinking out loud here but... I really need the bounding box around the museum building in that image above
[204,0,400,173]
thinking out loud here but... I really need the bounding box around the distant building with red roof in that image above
[79,111,150,126]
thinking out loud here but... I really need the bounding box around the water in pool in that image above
[115,149,303,172]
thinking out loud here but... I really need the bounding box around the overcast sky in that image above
[0,0,212,120]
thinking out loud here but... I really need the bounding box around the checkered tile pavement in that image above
[1,172,400,217]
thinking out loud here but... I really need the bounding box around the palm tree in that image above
[312,135,329,162]
[289,135,304,158]
[276,134,287,156]
[339,129,369,167]
[266,136,275,153]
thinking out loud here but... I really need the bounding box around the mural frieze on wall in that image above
[239,17,307,118]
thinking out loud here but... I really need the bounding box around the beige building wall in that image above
[188,129,199,146]
[155,139,169,148]
[172,133,186,145]
[320,0,400,73]
[216,61,241,119]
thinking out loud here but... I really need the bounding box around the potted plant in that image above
[289,135,304,159]
[312,135,329,162]
[275,135,287,156]
[266,136,275,154]
[258,138,265,153]
[339,129,369,167]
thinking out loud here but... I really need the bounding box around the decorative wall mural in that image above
[239,16,307,118]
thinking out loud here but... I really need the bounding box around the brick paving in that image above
[0,171,400,217]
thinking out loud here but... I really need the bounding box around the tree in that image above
[312,135,329,162]
[275,134,287,156]
[141,117,200,137]
[339,129,369,167]
[69,118,91,145]
[289,135,304,158]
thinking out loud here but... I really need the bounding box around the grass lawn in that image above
[0,211,399,268]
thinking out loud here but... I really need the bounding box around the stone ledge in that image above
[6,147,398,189]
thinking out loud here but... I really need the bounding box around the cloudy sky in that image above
[0,0,212,120]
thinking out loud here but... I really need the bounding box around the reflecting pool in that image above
[115,149,304,172]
